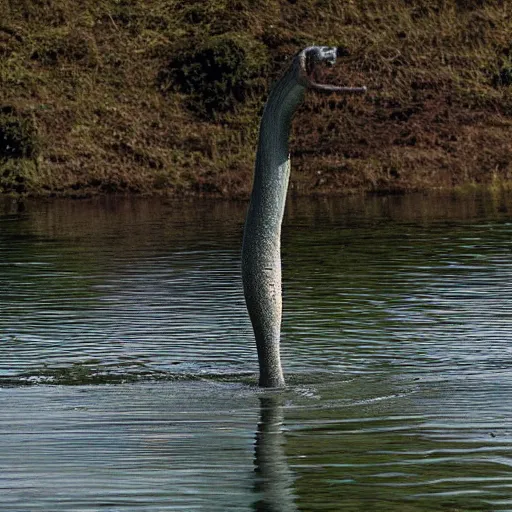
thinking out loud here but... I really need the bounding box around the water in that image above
[1,193,511,511]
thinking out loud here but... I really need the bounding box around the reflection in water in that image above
[253,395,297,512]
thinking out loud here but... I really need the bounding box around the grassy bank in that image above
[1,0,511,197]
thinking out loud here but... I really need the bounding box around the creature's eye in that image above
[322,47,337,61]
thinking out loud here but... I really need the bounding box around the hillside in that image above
[1,0,511,197]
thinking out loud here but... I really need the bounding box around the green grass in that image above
[0,0,511,196]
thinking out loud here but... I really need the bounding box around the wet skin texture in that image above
[241,47,366,387]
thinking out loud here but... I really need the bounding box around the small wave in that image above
[0,363,259,387]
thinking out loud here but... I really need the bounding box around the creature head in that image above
[295,46,366,94]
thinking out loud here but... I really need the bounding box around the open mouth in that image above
[299,46,367,95]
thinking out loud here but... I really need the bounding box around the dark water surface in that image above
[1,193,511,511]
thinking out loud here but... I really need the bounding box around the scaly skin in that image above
[241,47,366,388]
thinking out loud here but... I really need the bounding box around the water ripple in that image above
[1,194,512,510]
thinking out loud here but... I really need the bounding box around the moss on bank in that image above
[0,0,511,197]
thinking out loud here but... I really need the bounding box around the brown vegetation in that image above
[0,0,511,196]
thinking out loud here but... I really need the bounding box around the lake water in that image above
[1,193,511,511]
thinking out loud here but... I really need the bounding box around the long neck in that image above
[249,69,306,232]
[242,66,307,388]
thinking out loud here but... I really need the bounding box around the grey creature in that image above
[241,46,366,388]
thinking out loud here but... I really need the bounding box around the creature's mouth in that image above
[300,46,366,95]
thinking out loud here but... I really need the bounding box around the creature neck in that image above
[242,66,307,388]
[250,70,306,230]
